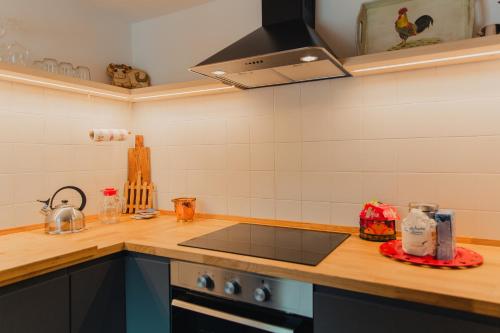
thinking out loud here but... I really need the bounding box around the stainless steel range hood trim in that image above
[190,47,346,75]
[189,46,350,89]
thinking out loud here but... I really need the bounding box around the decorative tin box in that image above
[359,201,400,242]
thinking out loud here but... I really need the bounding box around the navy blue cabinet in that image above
[0,252,170,333]
[0,270,70,333]
[69,254,126,333]
[314,286,500,333]
[125,252,171,333]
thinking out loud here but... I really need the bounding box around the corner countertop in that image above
[0,216,499,318]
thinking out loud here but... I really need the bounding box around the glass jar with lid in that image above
[74,66,91,80]
[58,61,75,77]
[42,58,58,73]
[408,202,439,219]
[99,187,122,224]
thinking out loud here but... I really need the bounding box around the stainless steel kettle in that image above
[38,186,87,235]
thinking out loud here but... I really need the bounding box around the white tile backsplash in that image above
[227,171,250,197]
[227,144,250,171]
[0,81,12,110]
[275,172,301,201]
[275,109,302,143]
[134,61,500,239]
[228,197,250,217]
[188,145,226,170]
[301,105,331,142]
[275,200,301,221]
[331,172,363,204]
[250,143,275,171]
[227,117,250,144]
[0,175,13,205]
[250,171,274,199]
[250,115,274,143]
[168,170,188,193]
[276,143,301,171]
[302,172,332,202]
[0,83,131,229]
[0,144,14,173]
[302,201,331,224]
[250,198,275,219]
[302,142,330,172]
[3,59,498,239]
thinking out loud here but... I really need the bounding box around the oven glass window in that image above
[172,306,270,333]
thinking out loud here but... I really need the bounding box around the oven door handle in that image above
[172,299,295,333]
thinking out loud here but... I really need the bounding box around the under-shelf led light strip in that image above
[0,72,236,102]
[132,85,236,101]
[0,72,129,100]
[351,49,500,73]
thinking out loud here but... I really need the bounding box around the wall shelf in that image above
[1,35,499,102]
[343,34,500,76]
[0,62,238,102]
[129,79,238,102]
[0,62,131,101]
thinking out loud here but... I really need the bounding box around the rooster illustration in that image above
[395,7,434,46]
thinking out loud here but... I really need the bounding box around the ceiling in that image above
[86,0,214,22]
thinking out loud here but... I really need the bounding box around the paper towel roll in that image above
[89,129,129,142]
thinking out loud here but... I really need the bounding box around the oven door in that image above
[171,289,311,333]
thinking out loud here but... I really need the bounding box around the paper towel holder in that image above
[89,129,132,142]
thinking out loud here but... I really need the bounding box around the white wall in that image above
[131,0,375,85]
[131,0,367,85]
[1,0,132,83]
[131,0,495,85]
[133,60,500,241]
[316,0,367,58]
[0,81,131,229]
[131,0,262,85]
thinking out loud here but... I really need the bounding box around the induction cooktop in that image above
[179,224,350,266]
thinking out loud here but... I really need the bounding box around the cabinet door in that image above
[70,255,125,333]
[126,252,170,333]
[0,270,70,333]
[314,286,500,333]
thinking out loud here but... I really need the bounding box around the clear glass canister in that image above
[408,202,439,219]
[99,188,122,224]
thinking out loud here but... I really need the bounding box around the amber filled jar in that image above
[172,198,196,222]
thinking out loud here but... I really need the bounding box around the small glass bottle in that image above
[99,188,122,224]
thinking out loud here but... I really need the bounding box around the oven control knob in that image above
[253,287,271,302]
[197,275,214,290]
[224,280,241,295]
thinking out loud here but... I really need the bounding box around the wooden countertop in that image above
[0,216,499,318]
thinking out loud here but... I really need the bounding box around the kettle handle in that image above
[50,186,87,211]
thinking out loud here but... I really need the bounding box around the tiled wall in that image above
[2,60,498,239]
[0,81,131,229]
[133,60,500,240]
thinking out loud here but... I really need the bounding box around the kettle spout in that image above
[37,199,51,216]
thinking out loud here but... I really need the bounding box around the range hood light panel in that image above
[300,55,319,62]
[212,70,226,76]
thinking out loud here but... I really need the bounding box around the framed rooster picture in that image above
[357,0,475,55]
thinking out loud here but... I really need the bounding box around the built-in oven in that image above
[170,261,313,333]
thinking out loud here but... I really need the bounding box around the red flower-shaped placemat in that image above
[380,240,483,268]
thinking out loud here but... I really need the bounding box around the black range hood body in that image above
[189,0,350,89]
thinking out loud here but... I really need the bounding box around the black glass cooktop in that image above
[179,224,350,266]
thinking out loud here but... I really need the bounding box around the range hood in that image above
[189,0,350,89]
